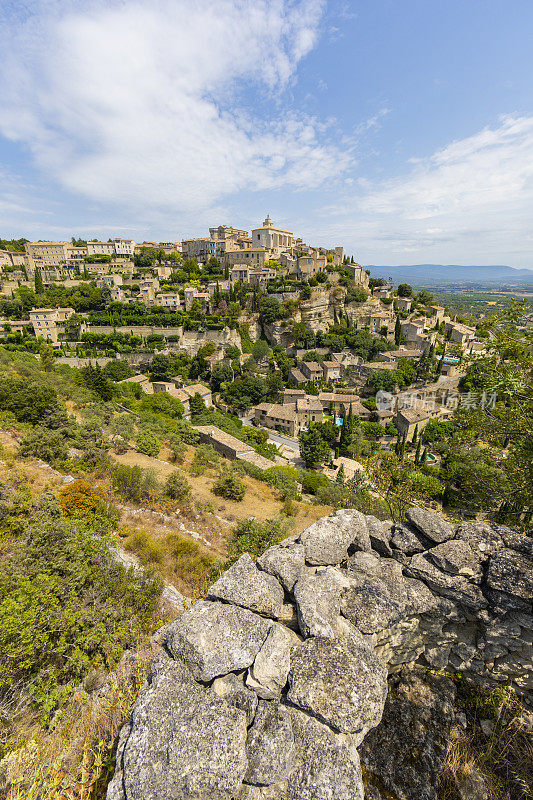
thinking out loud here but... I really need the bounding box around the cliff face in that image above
[108,508,532,800]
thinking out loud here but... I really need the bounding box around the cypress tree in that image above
[34,267,44,294]
[421,446,428,465]
[400,429,407,461]
[414,438,422,464]
[394,315,401,346]
[412,424,418,444]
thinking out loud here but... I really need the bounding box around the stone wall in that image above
[108,508,532,800]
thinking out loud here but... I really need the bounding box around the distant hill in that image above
[364,264,533,288]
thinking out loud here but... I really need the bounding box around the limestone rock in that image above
[212,673,258,726]
[245,701,295,786]
[494,526,533,557]
[120,655,248,800]
[346,550,382,575]
[247,623,300,699]
[427,539,483,583]
[360,668,456,800]
[406,507,456,544]
[486,548,533,602]
[407,553,488,610]
[340,574,404,634]
[366,515,394,557]
[456,522,503,555]
[256,542,305,593]
[288,636,387,739]
[286,708,365,800]
[168,600,271,681]
[293,569,341,638]
[299,509,369,565]
[454,766,489,800]
[208,553,284,618]
[390,523,429,555]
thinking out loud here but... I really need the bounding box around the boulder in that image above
[407,553,488,611]
[426,539,483,583]
[360,668,456,800]
[406,507,456,544]
[247,623,300,700]
[293,568,342,638]
[493,526,533,558]
[244,701,295,786]
[119,655,248,800]
[340,574,404,634]
[287,636,387,739]
[286,708,365,800]
[212,673,258,726]
[257,542,305,593]
[366,515,394,557]
[208,553,284,618]
[299,509,369,565]
[390,523,429,555]
[456,522,503,555]
[168,600,271,681]
[486,548,533,602]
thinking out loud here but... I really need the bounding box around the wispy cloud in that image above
[320,115,533,266]
[0,0,350,216]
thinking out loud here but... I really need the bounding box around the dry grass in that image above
[438,682,533,800]
[1,642,158,800]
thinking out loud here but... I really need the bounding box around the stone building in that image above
[251,216,294,256]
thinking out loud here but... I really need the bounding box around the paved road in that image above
[242,416,300,455]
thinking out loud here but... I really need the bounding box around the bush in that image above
[221,517,291,567]
[111,465,161,504]
[136,430,161,458]
[301,470,330,495]
[140,392,184,419]
[168,435,187,463]
[213,474,246,501]
[263,466,300,500]
[19,427,68,464]
[59,479,118,531]
[164,471,192,502]
[190,444,220,475]
[0,377,58,424]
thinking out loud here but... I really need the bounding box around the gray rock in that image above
[366,515,394,557]
[288,636,387,738]
[346,550,382,575]
[257,541,305,593]
[208,553,284,618]
[286,708,365,800]
[391,523,429,555]
[245,701,295,786]
[106,720,131,800]
[293,569,342,638]
[486,548,533,602]
[212,673,258,725]
[426,539,483,583]
[340,575,404,634]
[360,668,456,800]
[406,507,456,544]
[407,553,488,610]
[168,600,271,681]
[299,509,369,565]
[493,526,533,557]
[403,576,441,615]
[456,522,503,555]
[120,655,248,800]
[455,766,489,800]
[247,623,301,699]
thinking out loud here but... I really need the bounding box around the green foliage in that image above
[263,466,300,500]
[102,360,134,381]
[140,391,184,419]
[213,474,246,501]
[0,498,161,720]
[299,425,331,468]
[189,392,207,419]
[397,283,413,297]
[164,471,192,502]
[224,517,291,565]
[81,364,113,401]
[111,464,161,503]
[190,443,220,475]
[19,427,69,464]
[0,376,58,424]
[301,470,330,495]
[136,430,161,457]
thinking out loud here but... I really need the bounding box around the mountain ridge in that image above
[365,263,533,286]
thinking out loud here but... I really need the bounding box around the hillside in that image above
[366,263,533,287]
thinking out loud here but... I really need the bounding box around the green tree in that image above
[39,343,56,372]
[136,430,161,458]
[299,426,331,468]
[189,392,206,419]
[394,315,402,346]
[397,283,413,297]
[164,471,192,502]
[213,474,246,501]
[34,268,44,294]
[149,354,172,381]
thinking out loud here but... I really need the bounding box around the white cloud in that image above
[0,0,349,214]
[321,115,533,266]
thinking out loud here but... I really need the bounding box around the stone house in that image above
[299,362,323,384]
[394,409,432,438]
[322,361,342,383]
[253,403,300,436]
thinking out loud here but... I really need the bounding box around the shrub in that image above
[164,471,192,502]
[141,392,184,419]
[301,470,330,495]
[190,444,220,475]
[168,435,187,463]
[136,430,161,458]
[124,529,165,565]
[0,377,57,425]
[213,474,246,501]
[222,517,291,566]
[59,479,118,530]
[19,427,68,464]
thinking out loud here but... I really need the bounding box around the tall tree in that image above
[34,267,44,294]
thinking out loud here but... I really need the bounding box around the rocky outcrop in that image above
[109,507,532,800]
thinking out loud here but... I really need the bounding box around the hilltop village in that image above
[0,217,488,480]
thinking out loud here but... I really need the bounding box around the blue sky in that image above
[1,0,533,266]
